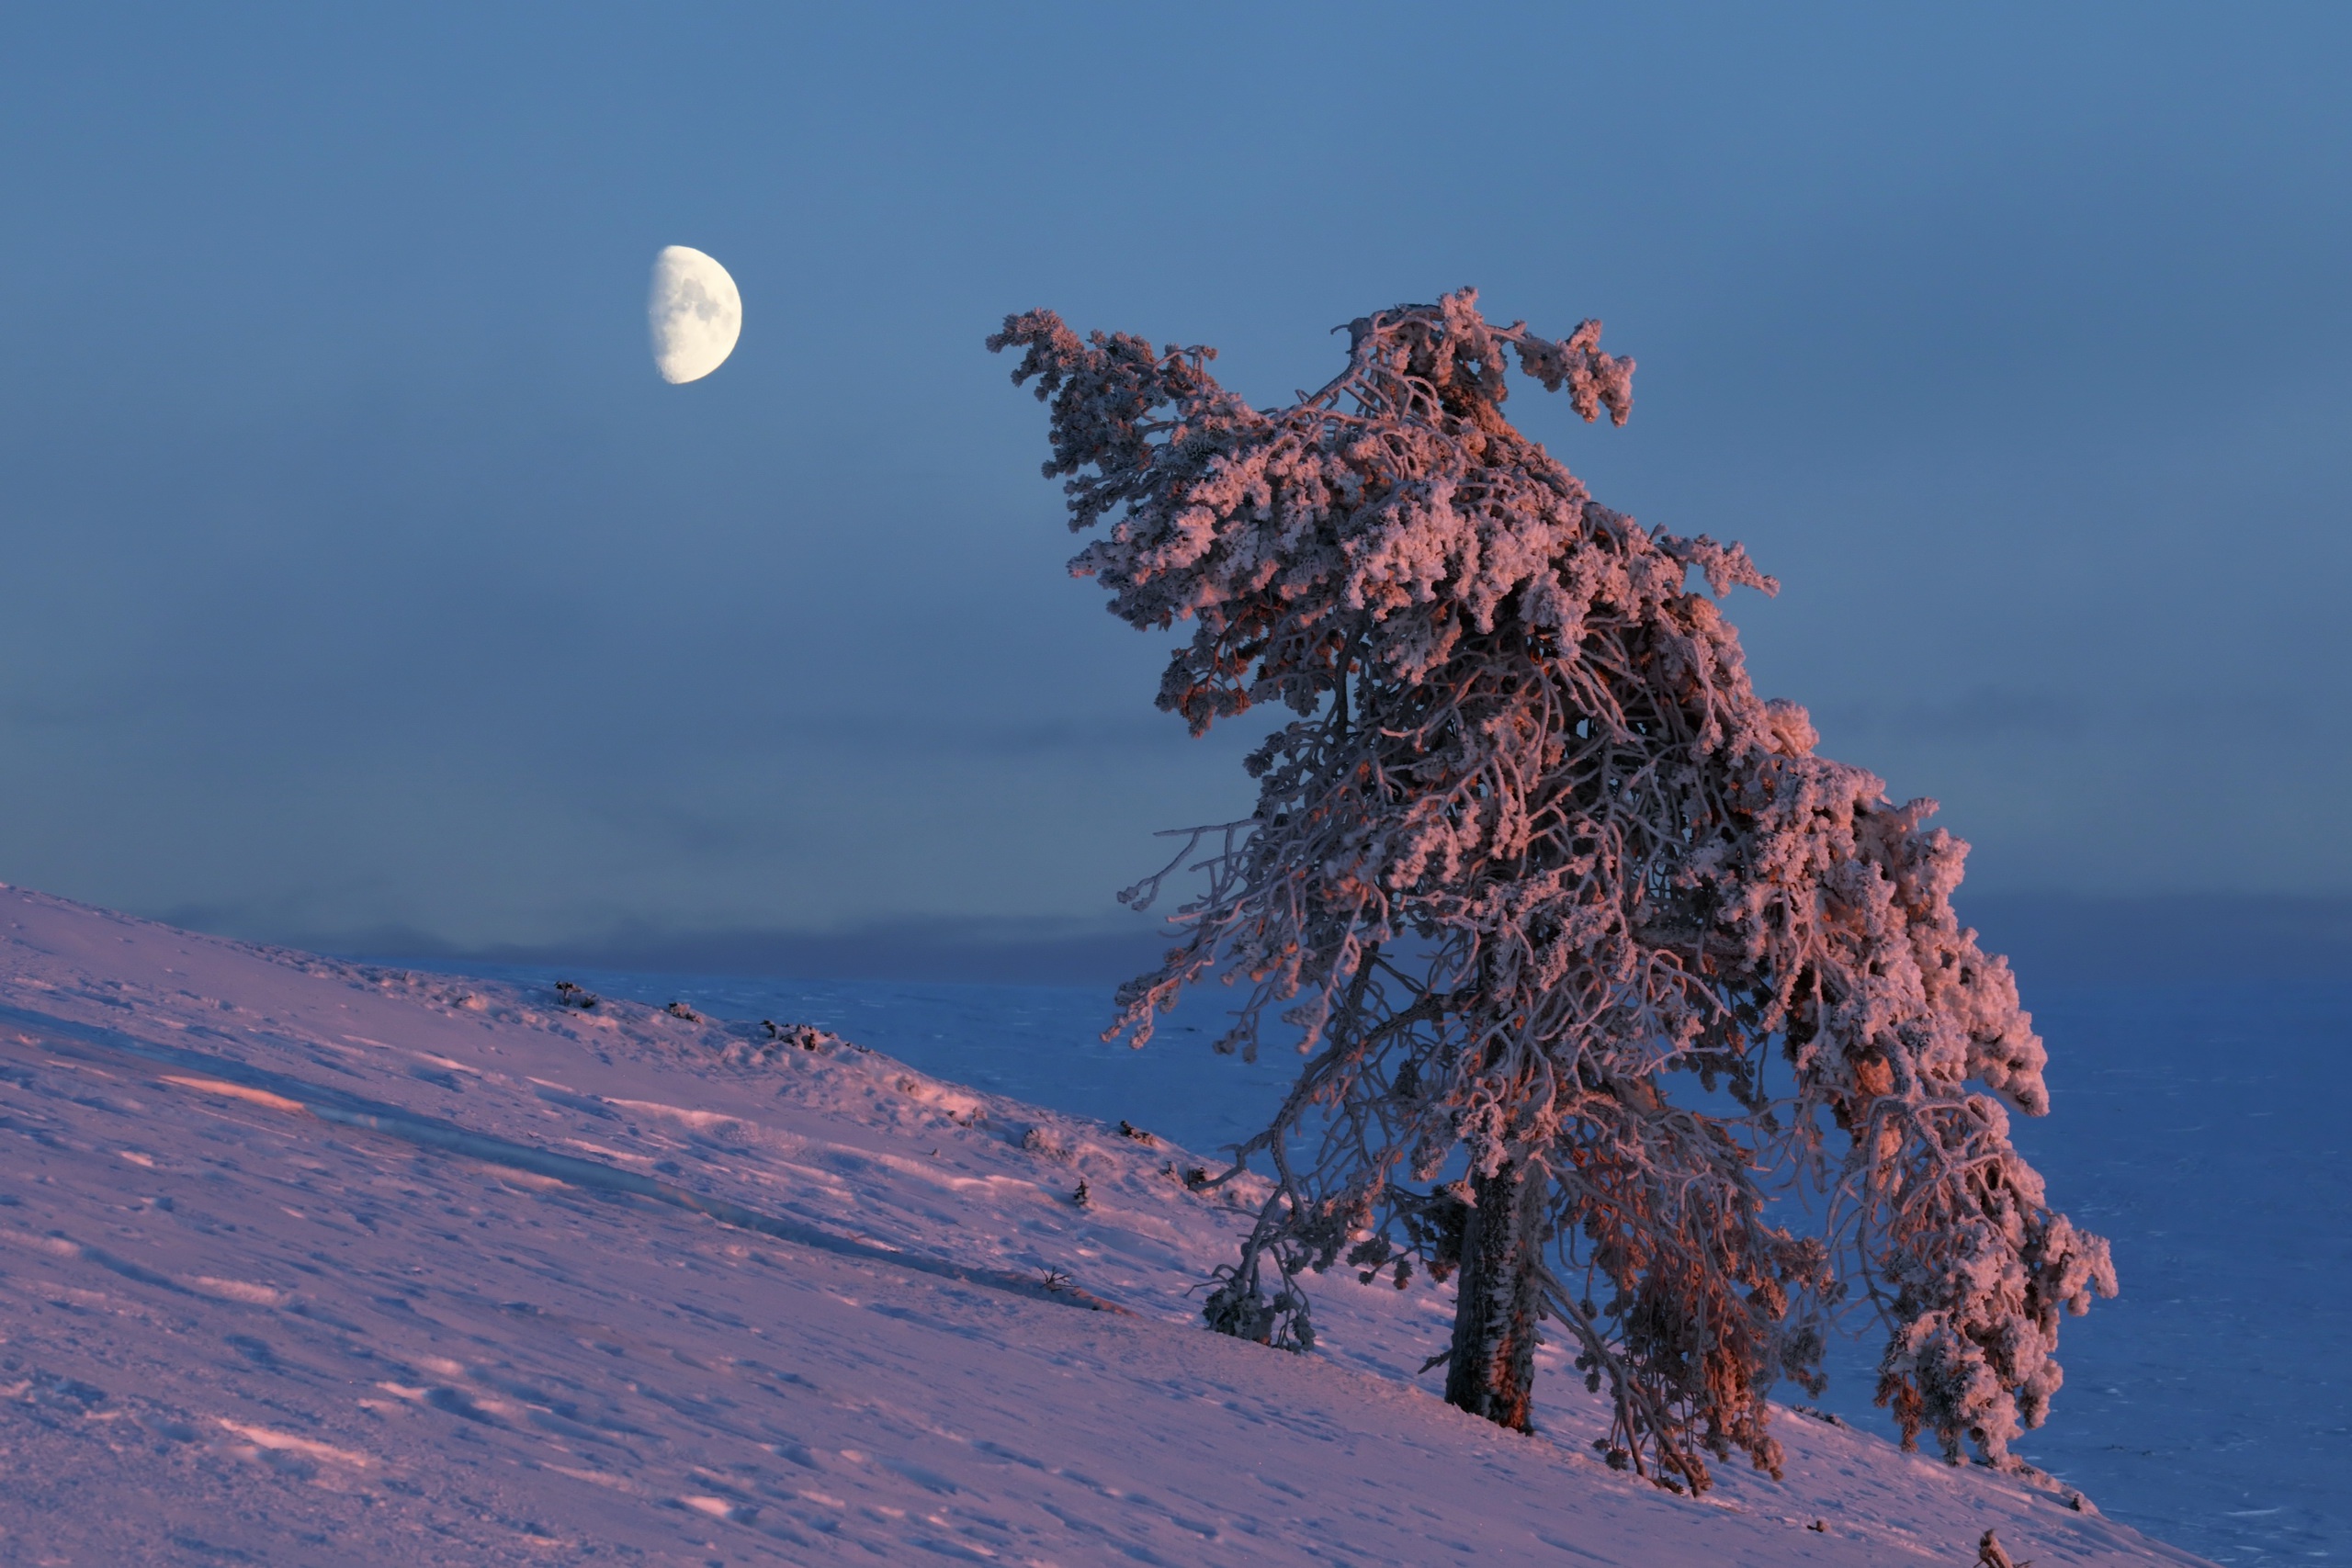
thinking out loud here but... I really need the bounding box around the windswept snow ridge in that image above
[0,886,2205,1564]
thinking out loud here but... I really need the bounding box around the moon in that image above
[648,245,741,384]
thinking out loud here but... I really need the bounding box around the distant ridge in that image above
[167,894,2352,990]
[1962,893,2352,987]
[309,915,1172,988]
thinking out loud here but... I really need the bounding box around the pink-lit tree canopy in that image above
[990,291,2114,1493]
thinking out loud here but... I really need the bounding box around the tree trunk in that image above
[1443,1159,1547,1430]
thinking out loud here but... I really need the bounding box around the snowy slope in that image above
[0,886,2207,1566]
[355,963,2352,1566]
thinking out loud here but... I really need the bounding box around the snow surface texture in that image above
[0,886,2204,1565]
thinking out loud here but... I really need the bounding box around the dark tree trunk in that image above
[1443,1160,1547,1430]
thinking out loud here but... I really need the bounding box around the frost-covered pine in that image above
[990,290,2114,1492]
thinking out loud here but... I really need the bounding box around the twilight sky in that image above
[2,5,2346,970]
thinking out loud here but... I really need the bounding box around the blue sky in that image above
[2,4,2346,967]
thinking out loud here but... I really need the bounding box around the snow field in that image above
[0,886,2205,1564]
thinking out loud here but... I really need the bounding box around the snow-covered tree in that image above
[989,291,2115,1493]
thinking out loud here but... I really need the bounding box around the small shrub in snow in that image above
[760,1021,842,1053]
[993,290,2114,1492]
[716,1021,849,1068]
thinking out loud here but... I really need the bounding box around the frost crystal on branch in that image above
[990,289,2113,1492]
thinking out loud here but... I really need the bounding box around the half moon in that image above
[649,246,742,384]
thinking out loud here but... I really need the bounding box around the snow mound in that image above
[0,886,2205,1564]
